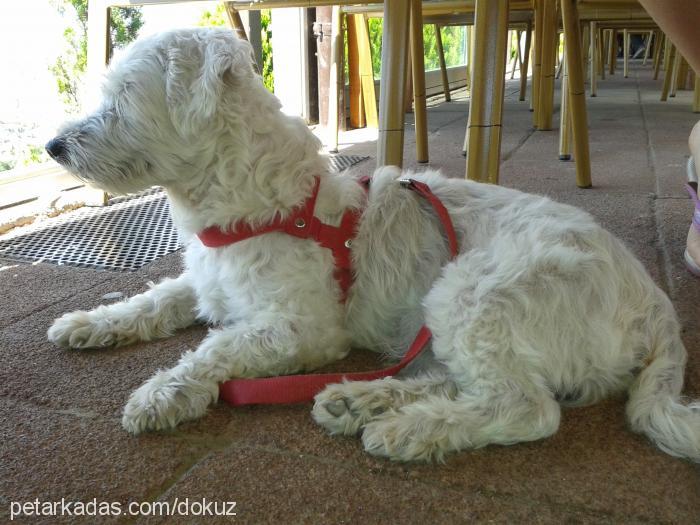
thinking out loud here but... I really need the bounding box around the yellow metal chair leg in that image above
[377,0,410,167]
[532,0,544,126]
[559,50,572,161]
[537,0,557,130]
[327,6,341,153]
[347,15,365,128]
[652,30,663,79]
[435,24,451,102]
[510,30,522,80]
[465,0,509,184]
[355,14,378,128]
[519,20,532,102]
[555,34,564,80]
[661,42,675,101]
[561,0,592,188]
[642,30,653,66]
[590,21,598,97]
[596,29,612,80]
[677,58,689,91]
[669,52,681,98]
[609,29,617,75]
[529,27,536,111]
[582,22,590,79]
[410,0,428,163]
[623,29,630,78]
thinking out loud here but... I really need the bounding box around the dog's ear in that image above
[165,30,255,135]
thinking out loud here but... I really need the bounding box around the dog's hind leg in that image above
[48,274,198,349]
[360,378,561,462]
[312,374,457,436]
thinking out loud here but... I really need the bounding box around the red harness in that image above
[198,177,361,301]
[198,176,459,406]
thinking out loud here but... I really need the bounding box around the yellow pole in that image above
[661,42,676,101]
[538,0,556,130]
[376,0,410,167]
[410,0,428,163]
[559,48,571,161]
[590,21,598,97]
[623,29,630,78]
[652,30,663,79]
[669,51,681,97]
[327,6,341,153]
[465,0,509,184]
[642,30,653,66]
[356,14,378,128]
[598,29,612,80]
[435,25,452,102]
[520,20,532,101]
[561,0,592,188]
[609,29,617,75]
[532,0,543,127]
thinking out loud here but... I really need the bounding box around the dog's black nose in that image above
[45,138,66,160]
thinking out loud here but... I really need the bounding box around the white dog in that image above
[46,28,699,462]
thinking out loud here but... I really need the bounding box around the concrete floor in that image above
[1,61,699,524]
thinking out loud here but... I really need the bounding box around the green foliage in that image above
[22,145,49,167]
[50,0,143,113]
[198,5,274,92]
[260,10,273,92]
[110,7,144,57]
[367,19,467,79]
[198,3,228,27]
[0,159,16,172]
[50,25,84,109]
[424,25,467,71]
[368,18,382,80]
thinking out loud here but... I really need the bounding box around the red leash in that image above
[214,177,459,406]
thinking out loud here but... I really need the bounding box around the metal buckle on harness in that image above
[398,178,413,188]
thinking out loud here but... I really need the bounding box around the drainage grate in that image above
[328,154,368,173]
[0,154,369,271]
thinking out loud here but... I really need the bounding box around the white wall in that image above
[269,8,310,119]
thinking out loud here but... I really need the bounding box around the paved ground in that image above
[1,61,699,524]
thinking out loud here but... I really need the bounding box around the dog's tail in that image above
[626,329,700,462]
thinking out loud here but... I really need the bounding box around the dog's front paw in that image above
[48,311,115,349]
[121,371,216,434]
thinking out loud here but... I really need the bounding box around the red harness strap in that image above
[198,177,362,300]
[207,177,459,406]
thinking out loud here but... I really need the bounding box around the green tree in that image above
[367,19,466,80]
[50,0,143,113]
[198,5,274,92]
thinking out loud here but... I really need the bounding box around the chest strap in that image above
[197,177,363,301]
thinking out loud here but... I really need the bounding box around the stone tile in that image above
[0,263,207,419]
[0,398,214,524]
[147,445,620,525]
[0,262,115,329]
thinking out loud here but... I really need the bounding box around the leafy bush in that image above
[50,0,143,113]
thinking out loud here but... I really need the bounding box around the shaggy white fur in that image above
[46,28,700,462]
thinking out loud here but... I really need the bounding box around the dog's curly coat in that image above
[46,28,699,462]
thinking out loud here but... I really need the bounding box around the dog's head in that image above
[46,28,264,195]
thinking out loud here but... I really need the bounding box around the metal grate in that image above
[0,154,369,271]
